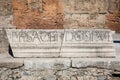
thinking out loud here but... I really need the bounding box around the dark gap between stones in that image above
[9,44,14,57]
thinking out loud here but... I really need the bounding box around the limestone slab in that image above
[0,58,24,68]
[72,58,120,71]
[6,29,115,58]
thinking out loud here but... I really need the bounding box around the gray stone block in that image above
[72,58,120,71]
[6,29,115,58]
[24,58,71,70]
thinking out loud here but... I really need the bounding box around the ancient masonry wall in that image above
[0,0,120,80]
[0,58,120,80]
[0,0,119,30]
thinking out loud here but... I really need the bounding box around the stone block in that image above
[72,58,110,69]
[60,29,115,58]
[108,0,119,13]
[27,0,43,12]
[6,29,64,57]
[0,58,24,68]
[24,58,71,70]
[72,58,120,71]
[13,0,64,29]
[0,29,11,58]
[6,29,115,58]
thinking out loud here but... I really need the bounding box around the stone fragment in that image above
[0,58,24,68]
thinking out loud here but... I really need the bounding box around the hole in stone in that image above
[114,41,120,43]
[112,72,120,78]
[9,44,14,57]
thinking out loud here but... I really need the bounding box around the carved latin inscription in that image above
[0,0,12,16]
[8,29,112,43]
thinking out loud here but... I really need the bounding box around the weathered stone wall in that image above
[13,0,64,29]
[0,29,10,58]
[0,0,120,30]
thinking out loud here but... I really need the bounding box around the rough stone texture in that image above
[108,0,119,13]
[0,58,120,80]
[13,0,64,29]
[0,0,119,30]
[0,29,11,58]
[0,58,23,69]
[63,0,119,29]
[0,0,14,29]
[106,11,120,33]
[0,16,14,29]
[0,68,22,80]
[72,58,120,71]
[105,0,120,33]
[63,0,109,14]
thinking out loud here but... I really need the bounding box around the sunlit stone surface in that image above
[6,29,115,58]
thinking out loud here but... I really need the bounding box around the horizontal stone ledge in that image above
[24,58,71,70]
[6,29,115,58]
[0,58,120,71]
[72,58,120,71]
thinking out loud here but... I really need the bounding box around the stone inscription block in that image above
[63,0,109,13]
[6,29,64,57]
[0,0,12,16]
[6,29,115,58]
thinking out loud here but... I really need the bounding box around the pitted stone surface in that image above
[72,58,120,71]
